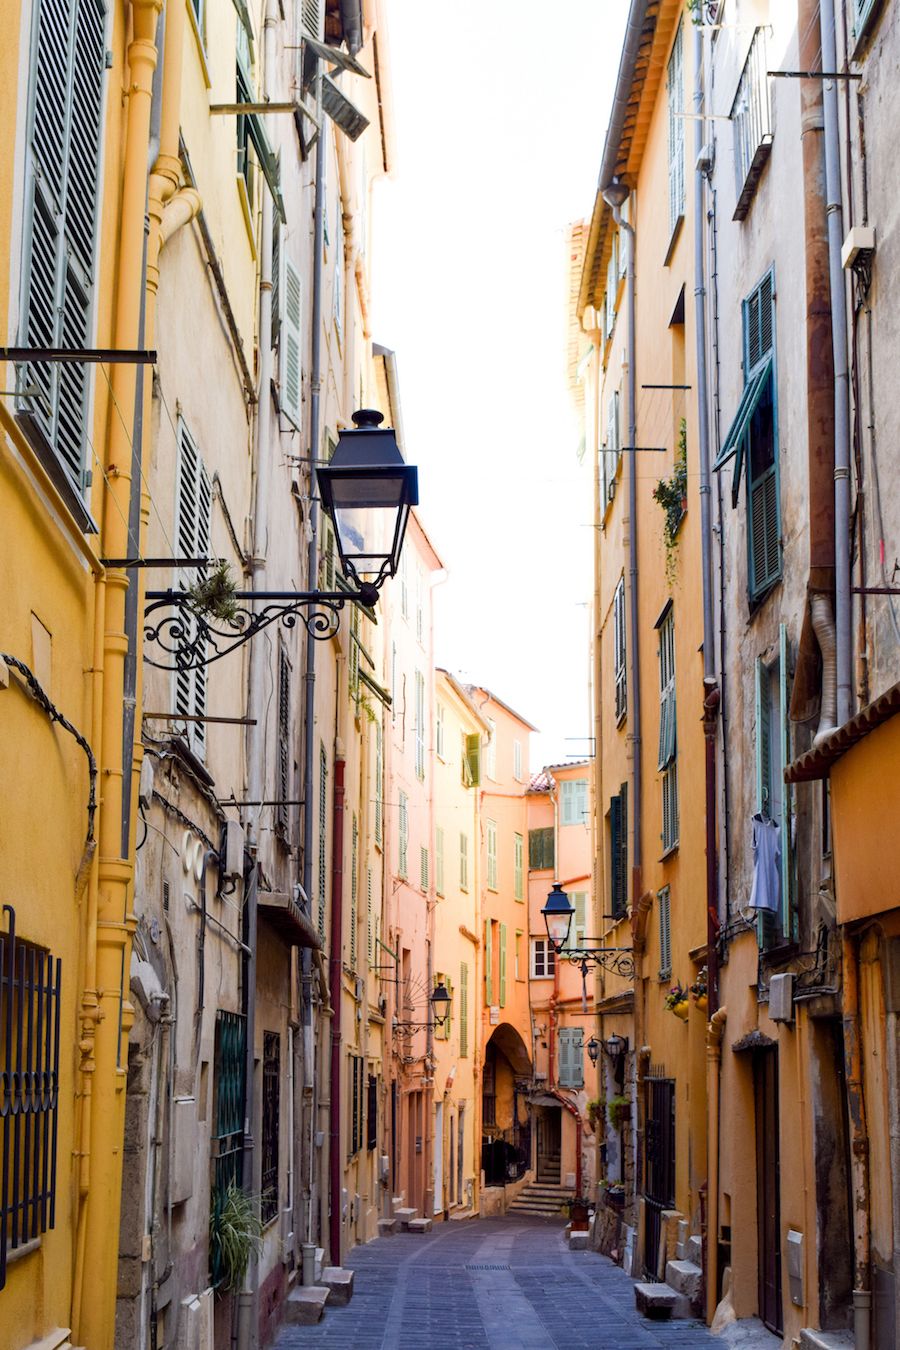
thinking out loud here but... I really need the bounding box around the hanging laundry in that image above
[749,813,780,913]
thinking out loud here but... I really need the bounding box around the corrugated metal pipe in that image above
[810,594,837,743]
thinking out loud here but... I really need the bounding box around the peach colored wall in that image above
[831,715,900,924]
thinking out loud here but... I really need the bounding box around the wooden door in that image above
[536,1107,561,1183]
[754,1049,783,1334]
[643,1078,676,1278]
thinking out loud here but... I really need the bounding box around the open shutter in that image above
[658,887,672,977]
[498,924,507,1007]
[276,649,291,835]
[484,921,493,1005]
[460,963,468,1057]
[755,656,771,813]
[779,624,796,938]
[271,217,281,348]
[174,421,210,754]
[571,1029,584,1089]
[465,734,481,787]
[280,256,302,427]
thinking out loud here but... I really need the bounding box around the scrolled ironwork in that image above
[563,948,636,981]
[143,589,357,671]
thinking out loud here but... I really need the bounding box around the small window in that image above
[561,779,588,827]
[530,938,556,979]
[528,827,554,871]
[486,820,498,891]
[513,833,524,901]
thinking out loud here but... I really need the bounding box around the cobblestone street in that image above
[275,1216,720,1349]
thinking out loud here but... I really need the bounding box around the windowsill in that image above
[186,0,212,88]
[664,214,684,266]
[236,175,257,259]
[6,1235,41,1267]
[12,409,99,536]
[657,971,672,983]
[487,886,498,894]
[531,974,555,981]
[660,842,679,860]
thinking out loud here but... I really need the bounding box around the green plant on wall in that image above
[188,560,240,624]
[607,1093,631,1131]
[210,1180,264,1293]
[652,418,688,585]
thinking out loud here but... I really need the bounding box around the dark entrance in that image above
[536,1106,561,1183]
[754,1047,783,1334]
[643,1077,675,1279]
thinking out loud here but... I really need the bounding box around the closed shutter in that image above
[487,821,497,890]
[514,833,523,901]
[464,734,481,787]
[280,256,302,428]
[658,886,672,978]
[415,671,425,779]
[559,1028,584,1089]
[398,791,408,878]
[174,419,211,754]
[528,827,554,871]
[558,1028,570,1087]
[435,826,444,896]
[573,892,587,948]
[350,813,358,967]
[755,655,772,814]
[498,924,507,1007]
[484,921,493,1005]
[20,0,106,499]
[276,648,291,836]
[366,865,373,964]
[459,832,468,890]
[271,217,281,348]
[667,21,685,233]
[779,624,796,938]
[614,578,627,721]
[367,1074,377,1150]
[459,962,468,1057]
[420,845,429,893]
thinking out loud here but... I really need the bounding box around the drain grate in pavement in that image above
[465,1263,511,1270]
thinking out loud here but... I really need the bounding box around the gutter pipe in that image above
[328,757,346,1266]
[820,0,852,726]
[705,1008,727,1324]
[692,27,720,1016]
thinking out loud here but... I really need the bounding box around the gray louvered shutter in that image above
[21,0,106,497]
[271,217,281,349]
[276,648,290,836]
[174,420,211,754]
[570,1029,584,1089]
[280,256,302,428]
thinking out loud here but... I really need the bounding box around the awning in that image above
[257,890,322,948]
[713,355,772,506]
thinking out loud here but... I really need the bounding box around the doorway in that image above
[536,1106,562,1183]
[434,1100,444,1214]
[754,1048,783,1334]
[644,1077,676,1279]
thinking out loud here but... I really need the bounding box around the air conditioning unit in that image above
[769,972,794,1023]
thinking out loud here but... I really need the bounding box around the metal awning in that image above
[713,355,772,506]
[257,890,322,947]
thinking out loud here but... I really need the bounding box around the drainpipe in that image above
[693,28,720,1016]
[820,0,852,727]
[841,935,871,1350]
[328,754,346,1266]
[705,1007,727,1325]
[549,780,560,1086]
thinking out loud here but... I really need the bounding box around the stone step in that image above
[284,1287,329,1326]
[665,1259,702,1301]
[508,1204,568,1217]
[377,1217,397,1236]
[517,1185,575,1197]
[800,1332,855,1350]
[509,1196,570,1208]
[321,1267,354,1307]
[407,1217,432,1233]
[685,1234,702,1266]
[394,1207,418,1228]
[390,1196,405,1213]
[634,1282,691,1321]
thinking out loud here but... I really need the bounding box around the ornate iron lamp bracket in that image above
[143,588,376,672]
[562,948,636,981]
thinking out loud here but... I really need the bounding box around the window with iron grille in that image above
[17,0,106,521]
[0,908,61,1291]
[528,827,554,871]
[275,648,291,839]
[731,28,773,221]
[658,609,679,853]
[348,1055,365,1158]
[614,576,627,723]
[261,1032,280,1224]
[367,1074,377,1151]
[609,785,628,918]
[210,1009,247,1286]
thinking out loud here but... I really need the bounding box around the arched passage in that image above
[482,1023,532,1187]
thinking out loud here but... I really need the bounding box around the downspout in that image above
[820,0,852,727]
[301,61,326,1254]
[76,4,161,1344]
[705,1007,727,1325]
[548,1089,583,1198]
[693,27,720,1015]
[841,934,871,1350]
[237,5,277,1345]
[549,780,560,1086]
[329,754,346,1266]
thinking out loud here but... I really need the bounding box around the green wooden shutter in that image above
[459,962,468,1057]
[281,256,302,427]
[484,921,493,1005]
[420,845,429,893]
[276,649,291,835]
[667,20,684,232]
[658,886,672,978]
[487,820,497,890]
[465,733,481,786]
[755,656,772,813]
[514,833,523,900]
[572,1029,584,1089]
[366,865,373,964]
[557,1029,569,1087]
[779,623,796,939]
[573,892,587,948]
[499,924,507,1007]
[459,832,468,890]
[398,790,408,878]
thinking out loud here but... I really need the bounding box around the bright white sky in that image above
[371,1,627,771]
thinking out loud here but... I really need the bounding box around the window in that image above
[174,419,212,755]
[513,739,523,781]
[0,911,61,1289]
[731,28,773,221]
[17,0,106,520]
[658,609,678,853]
[398,790,408,879]
[459,832,469,891]
[715,270,780,600]
[374,722,383,847]
[614,576,627,723]
[851,0,880,42]
[367,1075,377,1151]
[415,563,424,643]
[261,1032,280,1223]
[515,930,524,981]
[348,1054,364,1158]
[420,845,429,893]
[400,550,409,619]
[275,648,291,839]
[561,779,588,826]
[498,924,507,1007]
[485,718,497,779]
[558,1027,584,1089]
[657,886,672,979]
[367,866,373,965]
[414,670,426,780]
[609,785,628,919]
[564,892,587,951]
[436,702,446,759]
[484,921,493,1004]
[459,962,469,1056]
[531,938,556,979]
[462,733,481,787]
[514,833,524,901]
[279,255,303,427]
[390,642,397,722]
[666,20,685,238]
[528,827,554,871]
[435,826,445,896]
[350,813,358,967]
[755,624,796,942]
[487,820,498,891]
[236,26,255,198]
[318,743,327,935]
[333,217,344,347]
[601,388,621,507]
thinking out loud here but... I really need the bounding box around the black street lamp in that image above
[586,1036,601,1066]
[143,408,418,671]
[540,882,635,981]
[392,981,451,1039]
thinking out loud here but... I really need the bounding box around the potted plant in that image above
[209,1180,264,1294]
[652,418,688,585]
[564,1195,591,1231]
[607,1093,631,1131]
[691,966,709,1012]
[664,981,690,1021]
[587,1097,605,1130]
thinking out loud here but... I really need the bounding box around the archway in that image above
[482,1023,532,1187]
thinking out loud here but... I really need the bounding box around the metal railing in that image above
[731,29,774,220]
[0,905,61,1290]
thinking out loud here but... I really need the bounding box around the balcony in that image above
[731,29,773,222]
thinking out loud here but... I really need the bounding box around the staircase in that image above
[633,1232,702,1321]
[507,1184,574,1218]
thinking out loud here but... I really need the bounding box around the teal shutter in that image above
[271,217,281,348]
[20,0,107,499]
[779,624,796,938]
[744,271,781,596]
[514,833,523,900]
[499,924,507,1007]
[658,887,672,977]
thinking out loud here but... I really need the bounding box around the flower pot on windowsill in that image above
[671,999,690,1021]
[694,994,708,1013]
